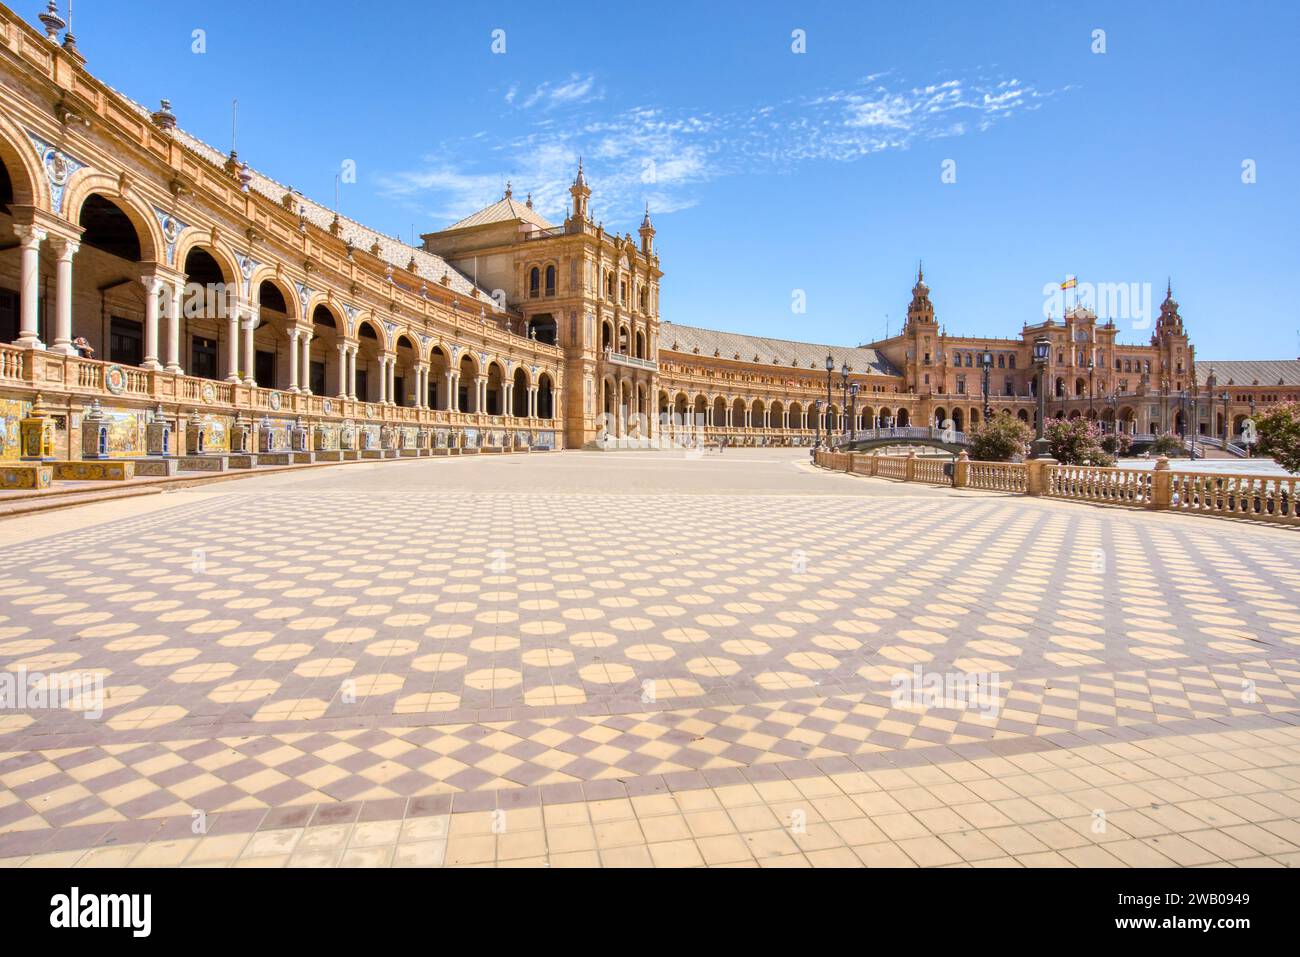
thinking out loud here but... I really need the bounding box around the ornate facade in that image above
[0,3,1289,467]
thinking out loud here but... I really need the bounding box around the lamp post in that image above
[1247,396,1256,457]
[824,353,834,447]
[841,362,851,441]
[1088,357,1095,416]
[1188,389,1198,460]
[1220,390,1230,446]
[981,351,993,423]
[814,397,823,450]
[1029,336,1052,459]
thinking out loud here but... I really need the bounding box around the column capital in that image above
[47,235,80,259]
[12,222,47,247]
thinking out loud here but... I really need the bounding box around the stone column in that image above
[50,237,79,355]
[299,330,314,394]
[348,346,358,400]
[140,275,164,371]
[288,328,301,392]
[165,280,183,373]
[13,224,46,349]
[226,307,240,383]
[529,387,537,418]
[242,307,257,384]
[336,343,350,398]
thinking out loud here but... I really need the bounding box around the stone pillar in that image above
[140,275,164,370]
[165,280,183,373]
[336,343,349,398]
[226,309,241,383]
[953,450,970,489]
[1025,457,1057,496]
[50,237,79,355]
[242,307,257,384]
[529,387,537,418]
[299,329,313,394]
[1151,455,1172,510]
[13,224,46,349]
[288,328,301,392]
[444,372,454,412]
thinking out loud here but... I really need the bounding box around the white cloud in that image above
[382,69,1063,230]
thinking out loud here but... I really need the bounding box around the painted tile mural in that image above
[0,396,31,462]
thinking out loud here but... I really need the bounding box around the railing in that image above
[812,449,1299,527]
[0,344,24,382]
[604,350,658,371]
[967,460,1027,493]
[1169,471,1300,524]
[840,426,967,447]
[1047,465,1153,507]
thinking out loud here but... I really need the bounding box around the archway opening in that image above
[512,367,529,417]
[537,373,554,419]
[528,314,557,345]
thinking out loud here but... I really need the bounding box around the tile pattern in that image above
[2,451,1299,864]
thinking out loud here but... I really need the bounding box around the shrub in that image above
[967,414,1034,462]
[1100,430,1133,456]
[1148,432,1186,457]
[1254,401,1300,474]
[1045,417,1115,467]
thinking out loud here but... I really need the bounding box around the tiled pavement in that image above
[1,449,1298,867]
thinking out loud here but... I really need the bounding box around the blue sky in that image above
[66,0,1300,360]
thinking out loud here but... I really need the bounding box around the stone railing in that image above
[813,449,1298,527]
[1047,464,1154,508]
[966,460,1028,493]
[0,343,561,457]
[1168,471,1299,524]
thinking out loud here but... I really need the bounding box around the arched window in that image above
[544,265,556,296]
[529,267,540,297]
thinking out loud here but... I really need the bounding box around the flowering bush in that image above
[1148,431,1186,457]
[1044,417,1115,467]
[967,414,1034,462]
[1100,430,1133,456]
[1254,401,1300,474]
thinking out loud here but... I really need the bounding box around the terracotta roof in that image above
[444,195,555,232]
[1198,360,1300,388]
[661,323,902,377]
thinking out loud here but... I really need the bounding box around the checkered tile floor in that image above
[1,450,1298,865]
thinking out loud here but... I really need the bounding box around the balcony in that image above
[604,350,658,372]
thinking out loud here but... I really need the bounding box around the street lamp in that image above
[1087,356,1095,416]
[1029,336,1052,459]
[841,362,851,441]
[824,353,834,447]
[814,397,823,450]
[1247,396,1256,457]
[980,351,993,423]
[1220,390,1230,446]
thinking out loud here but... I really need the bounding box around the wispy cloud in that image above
[380,70,1064,229]
[510,73,602,110]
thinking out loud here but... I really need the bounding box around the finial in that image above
[39,2,65,41]
[1166,277,1172,299]
[526,192,533,209]
[918,260,924,283]
[504,180,512,199]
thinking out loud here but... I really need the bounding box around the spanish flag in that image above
[1060,276,1078,290]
